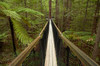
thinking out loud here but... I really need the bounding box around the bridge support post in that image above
[66,47,70,66]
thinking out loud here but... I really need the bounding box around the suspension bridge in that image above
[8,0,99,65]
[8,19,99,66]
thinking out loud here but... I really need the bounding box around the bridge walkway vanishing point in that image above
[9,19,99,66]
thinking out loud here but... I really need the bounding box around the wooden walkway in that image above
[9,19,99,66]
[45,19,57,66]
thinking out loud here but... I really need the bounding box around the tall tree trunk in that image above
[92,22,100,61]
[62,0,71,32]
[81,0,89,31]
[67,0,72,30]
[55,0,59,28]
[24,0,27,18]
[83,0,89,23]
[49,0,52,19]
[92,0,99,35]
[62,0,68,32]
[40,0,43,19]
[8,17,17,56]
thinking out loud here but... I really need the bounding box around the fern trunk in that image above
[8,17,17,56]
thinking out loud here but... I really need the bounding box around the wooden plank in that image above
[45,19,57,66]
[53,22,99,66]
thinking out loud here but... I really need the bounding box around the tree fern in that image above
[11,19,33,44]
[29,20,43,26]
[0,2,10,9]
[15,7,44,17]
[0,2,40,45]
[0,31,8,39]
[21,17,31,27]
[2,10,21,21]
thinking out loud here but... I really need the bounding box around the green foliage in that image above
[63,31,75,35]
[29,19,43,26]
[15,7,44,17]
[2,10,21,21]
[0,2,10,9]
[63,31,91,36]
[99,43,100,48]
[69,0,95,32]
[73,32,91,36]
[0,32,8,40]
[23,52,41,66]
[12,19,33,44]
[0,1,44,45]
[63,31,96,45]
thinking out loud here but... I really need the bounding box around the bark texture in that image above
[92,0,99,34]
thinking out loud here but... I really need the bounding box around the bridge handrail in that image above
[53,22,99,66]
[9,22,48,66]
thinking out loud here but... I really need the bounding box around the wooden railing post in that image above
[66,47,70,66]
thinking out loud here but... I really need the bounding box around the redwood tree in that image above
[92,0,99,35]
[62,0,72,32]
[92,0,100,61]
[92,22,100,61]
[55,0,59,28]
[49,0,52,19]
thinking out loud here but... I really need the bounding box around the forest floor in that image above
[63,31,100,64]
[0,42,14,66]
[0,42,26,66]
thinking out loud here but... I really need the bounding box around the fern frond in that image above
[21,17,31,27]
[0,31,8,39]
[11,19,33,44]
[0,2,10,9]
[29,20,43,25]
[15,7,44,16]
[2,10,21,21]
